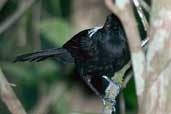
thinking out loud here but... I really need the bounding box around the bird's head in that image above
[104,13,123,30]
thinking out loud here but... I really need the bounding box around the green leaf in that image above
[38,18,71,47]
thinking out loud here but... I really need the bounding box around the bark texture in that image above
[0,68,27,114]
[139,0,171,113]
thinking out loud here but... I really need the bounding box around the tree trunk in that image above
[138,0,171,114]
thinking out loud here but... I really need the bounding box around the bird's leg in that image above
[82,76,104,100]
[102,75,121,112]
[83,75,120,112]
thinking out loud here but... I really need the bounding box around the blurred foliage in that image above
[38,19,71,46]
[0,0,72,113]
[0,0,148,114]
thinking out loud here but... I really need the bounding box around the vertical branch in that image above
[0,68,27,114]
[105,0,146,104]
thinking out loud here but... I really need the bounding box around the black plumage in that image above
[64,14,130,78]
[14,14,130,102]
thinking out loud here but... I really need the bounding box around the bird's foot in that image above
[102,75,121,112]
[102,75,121,95]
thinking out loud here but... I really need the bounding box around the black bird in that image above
[14,13,147,106]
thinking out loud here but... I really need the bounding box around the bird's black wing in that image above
[63,29,99,61]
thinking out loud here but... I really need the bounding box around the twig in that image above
[132,0,149,31]
[122,72,133,89]
[119,93,126,114]
[112,61,131,86]
[0,0,36,35]
[0,68,27,114]
[139,0,151,13]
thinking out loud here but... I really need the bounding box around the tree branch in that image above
[0,68,27,114]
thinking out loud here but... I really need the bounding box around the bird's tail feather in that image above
[14,48,74,63]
